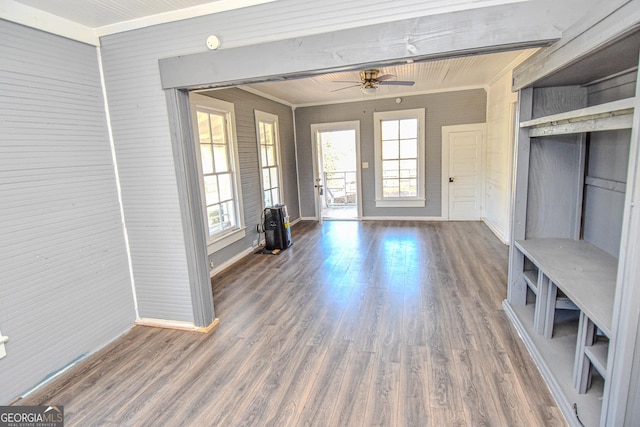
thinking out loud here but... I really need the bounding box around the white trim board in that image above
[94,0,276,37]
[310,120,363,221]
[373,109,426,208]
[209,218,302,277]
[292,109,303,222]
[298,216,446,221]
[135,318,219,333]
[18,327,132,400]
[210,246,254,278]
[209,217,301,278]
[362,216,445,221]
[254,110,285,212]
[96,46,139,319]
[0,0,99,46]
[0,0,275,46]
[239,87,294,108]
[482,217,509,245]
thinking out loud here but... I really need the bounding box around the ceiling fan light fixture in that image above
[361,86,377,95]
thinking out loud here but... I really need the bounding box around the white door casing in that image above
[310,121,362,222]
[442,124,486,220]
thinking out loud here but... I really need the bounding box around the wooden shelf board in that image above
[505,301,604,427]
[523,269,538,292]
[520,97,635,128]
[585,340,609,378]
[585,176,626,194]
[556,297,579,311]
[515,239,617,336]
[528,114,633,137]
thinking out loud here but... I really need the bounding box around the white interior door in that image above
[442,124,485,220]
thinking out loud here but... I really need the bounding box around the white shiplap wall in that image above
[484,71,518,243]
[0,19,135,404]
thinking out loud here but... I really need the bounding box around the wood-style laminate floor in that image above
[23,221,564,426]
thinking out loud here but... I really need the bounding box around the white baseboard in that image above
[362,216,445,221]
[299,215,445,221]
[18,325,133,401]
[210,246,256,277]
[209,219,304,279]
[481,217,509,245]
[135,317,219,333]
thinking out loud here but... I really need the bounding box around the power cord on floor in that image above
[255,208,268,249]
[573,403,585,427]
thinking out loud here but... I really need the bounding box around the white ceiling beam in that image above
[0,0,99,45]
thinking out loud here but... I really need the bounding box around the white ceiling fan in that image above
[331,69,415,94]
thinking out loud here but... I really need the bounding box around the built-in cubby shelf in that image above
[507,74,636,426]
[507,14,640,426]
[520,97,635,137]
[504,303,605,425]
[515,239,617,336]
[585,339,609,378]
[523,269,537,291]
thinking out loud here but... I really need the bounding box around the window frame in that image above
[254,110,284,211]
[190,93,245,254]
[373,108,426,208]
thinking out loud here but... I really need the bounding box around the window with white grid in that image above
[190,94,245,253]
[373,109,426,207]
[255,110,283,209]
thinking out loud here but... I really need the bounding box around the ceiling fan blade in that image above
[379,81,415,86]
[330,84,361,92]
[375,74,396,81]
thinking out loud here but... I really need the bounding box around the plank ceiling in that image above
[11,0,525,29]
[245,50,536,106]
[11,0,238,27]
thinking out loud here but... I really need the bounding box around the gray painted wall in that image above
[0,20,135,403]
[295,90,487,218]
[196,88,298,268]
[525,87,586,240]
[582,71,636,257]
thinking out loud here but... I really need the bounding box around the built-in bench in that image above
[515,238,617,393]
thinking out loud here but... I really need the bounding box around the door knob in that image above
[449,177,455,183]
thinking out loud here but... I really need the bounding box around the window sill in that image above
[375,199,426,208]
[207,227,246,255]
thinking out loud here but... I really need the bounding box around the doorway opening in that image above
[311,121,361,221]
